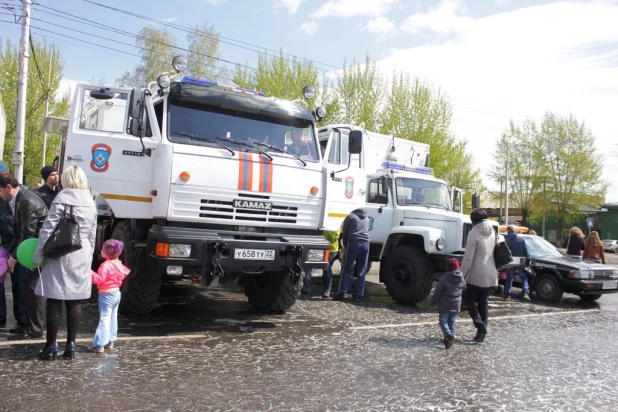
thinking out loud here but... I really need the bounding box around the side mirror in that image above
[89,88,115,100]
[348,130,362,154]
[472,194,480,209]
[381,175,389,194]
[128,88,145,120]
[128,118,141,138]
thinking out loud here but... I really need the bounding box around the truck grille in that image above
[462,223,473,248]
[199,199,298,224]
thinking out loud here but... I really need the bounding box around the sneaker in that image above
[504,294,511,301]
[322,290,331,298]
[104,341,114,350]
[522,293,531,301]
[300,290,310,296]
[332,293,352,301]
[87,345,104,353]
[353,295,363,303]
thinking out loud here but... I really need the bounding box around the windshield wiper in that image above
[251,142,307,166]
[212,136,273,162]
[175,131,235,156]
[426,203,449,211]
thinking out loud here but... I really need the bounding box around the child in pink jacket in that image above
[88,239,131,353]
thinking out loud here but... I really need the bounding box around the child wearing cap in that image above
[430,258,466,349]
[88,239,131,353]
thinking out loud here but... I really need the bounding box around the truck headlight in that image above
[169,244,191,258]
[436,238,446,251]
[569,269,592,279]
[307,249,325,262]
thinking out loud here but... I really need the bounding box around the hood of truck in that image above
[402,207,472,252]
[167,146,323,228]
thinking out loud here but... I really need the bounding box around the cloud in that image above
[203,0,227,4]
[376,1,618,201]
[400,0,468,36]
[273,0,308,14]
[311,0,399,18]
[360,17,397,40]
[298,21,318,36]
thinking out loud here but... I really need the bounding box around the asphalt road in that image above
[1,257,617,411]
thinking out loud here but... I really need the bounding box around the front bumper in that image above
[147,225,329,273]
[563,279,618,294]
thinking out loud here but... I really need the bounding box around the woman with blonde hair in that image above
[583,231,605,264]
[33,165,97,360]
[566,227,585,259]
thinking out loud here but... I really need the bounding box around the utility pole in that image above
[542,180,546,238]
[41,45,53,173]
[505,159,509,226]
[14,0,32,183]
[499,180,503,224]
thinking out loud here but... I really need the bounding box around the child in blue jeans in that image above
[88,239,131,353]
[430,258,466,349]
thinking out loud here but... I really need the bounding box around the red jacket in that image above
[92,260,131,290]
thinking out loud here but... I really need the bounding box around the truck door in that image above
[364,176,394,255]
[319,129,366,231]
[63,85,159,219]
[451,187,463,214]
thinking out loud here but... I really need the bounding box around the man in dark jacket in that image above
[33,165,60,208]
[504,226,531,301]
[0,174,48,340]
[334,208,370,302]
[0,161,27,330]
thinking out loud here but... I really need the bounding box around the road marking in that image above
[349,309,601,331]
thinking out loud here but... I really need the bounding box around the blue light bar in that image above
[380,162,433,175]
[180,76,264,96]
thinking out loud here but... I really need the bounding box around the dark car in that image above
[500,235,618,302]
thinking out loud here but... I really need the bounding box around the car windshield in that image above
[167,100,319,161]
[523,236,563,258]
[395,177,452,210]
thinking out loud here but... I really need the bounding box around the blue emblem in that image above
[90,143,112,172]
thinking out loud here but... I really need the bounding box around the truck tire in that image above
[113,221,162,314]
[241,271,301,312]
[383,246,433,305]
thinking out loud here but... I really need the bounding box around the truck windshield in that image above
[167,100,319,161]
[395,177,452,210]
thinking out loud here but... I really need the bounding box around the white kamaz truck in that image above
[59,57,363,313]
[319,124,472,305]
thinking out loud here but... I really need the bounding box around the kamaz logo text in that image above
[233,200,273,211]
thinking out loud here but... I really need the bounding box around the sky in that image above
[1,0,617,202]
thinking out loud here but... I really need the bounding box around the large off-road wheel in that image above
[113,221,162,314]
[534,273,563,302]
[383,246,433,305]
[578,293,602,301]
[241,271,301,312]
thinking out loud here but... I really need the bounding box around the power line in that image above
[79,0,342,73]
[28,34,49,91]
[29,7,257,72]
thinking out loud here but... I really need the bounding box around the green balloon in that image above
[17,238,39,270]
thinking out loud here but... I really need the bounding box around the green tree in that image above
[534,112,607,236]
[381,72,479,193]
[490,119,542,226]
[186,22,227,81]
[116,26,178,87]
[336,54,383,131]
[0,38,70,186]
[233,50,319,107]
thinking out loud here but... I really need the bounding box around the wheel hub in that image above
[393,263,412,285]
[539,279,555,297]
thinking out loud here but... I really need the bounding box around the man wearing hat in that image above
[0,161,27,330]
[34,165,60,209]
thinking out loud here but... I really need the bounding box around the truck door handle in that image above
[379,206,383,214]
[358,189,366,195]
[66,155,83,162]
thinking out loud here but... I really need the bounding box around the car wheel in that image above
[578,293,602,301]
[534,273,563,302]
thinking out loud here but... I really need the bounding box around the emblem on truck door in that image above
[344,176,354,199]
[233,199,273,211]
[91,143,112,173]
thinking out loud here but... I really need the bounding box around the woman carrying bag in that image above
[461,209,498,343]
[33,166,97,360]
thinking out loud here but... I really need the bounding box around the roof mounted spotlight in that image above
[157,74,171,89]
[302,85,316,100]
[172,56,188,73]
[315,106,327,121]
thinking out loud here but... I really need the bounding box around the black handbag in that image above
[493,232,513,268]
[43,205,82,259]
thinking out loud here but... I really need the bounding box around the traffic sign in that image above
[587,217,594,228]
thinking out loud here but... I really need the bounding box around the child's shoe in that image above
[444,335,453,349]
[104,341,115,350]
[87,345,105,353]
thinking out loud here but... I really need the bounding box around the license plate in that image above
[602,281,617,290]
[234,249,275,260]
